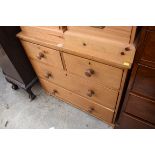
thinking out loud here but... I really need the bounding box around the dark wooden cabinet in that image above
[115,27,155,129]
[0,27,37,100]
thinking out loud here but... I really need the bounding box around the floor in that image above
[0,69,112,129]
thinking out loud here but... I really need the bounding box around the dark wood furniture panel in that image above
[140,31,155,65]
[132,65,155,100]
[118,113,155,129]
[115,26,155,129]
[125,93,155,124]
[0,26,37,100]
[135,29,155,67]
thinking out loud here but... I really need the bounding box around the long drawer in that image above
[64,31,135,69]
[30,59,118,109]
[63,53,123,90]
[125,93,155,124]
[39,78,114,123]
[67,26,133,44]
[21,40,63,69]
[118,113,155,129]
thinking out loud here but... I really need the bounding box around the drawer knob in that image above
[52,89,58,95]
[125,47,130,51]
[88,107,95,113]
[45,72,52,79]
[85,69,95,77]
[121,52,125,55]
[83,42,87,46]
[91,26,105,29]
[87,89,95,97]
[37,52,44,60]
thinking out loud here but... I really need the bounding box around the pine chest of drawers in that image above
[17,26,136,126]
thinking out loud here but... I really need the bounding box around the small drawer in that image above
[30,59,65,83]
[125,93,155,124]
[21,26,64,38]
[64,31,135,69]
[63,53,123,90]
[39,78,114,123]
[67,26,133,43]
[21,40,63,69]
[20,26,64,44]
[132,65,155,100]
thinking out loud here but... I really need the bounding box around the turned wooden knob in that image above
[88,107,95,113]
[125,47,130,51]
[83,42,87,46]
[37,52,44,60]
[121,47,131,55]
[87,90,95,97]
[85,69,95,77]
[121,51,125,55]
[45,72,52,79]
[52,89,58,95]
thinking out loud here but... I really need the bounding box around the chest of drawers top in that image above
[17,26,136,69]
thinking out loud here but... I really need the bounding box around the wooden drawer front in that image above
[39,78,114,123]
[125,93,155,124]
[67,26,133,44]
[118,113,155,129]
[21,41,63,69]
[30,60,118,109]
[141,31,155,64]
[64,31,135,69]
[137,30,155,67]
[56,72,118,110]
[132,65,155,100]
[63,53,123,90]
[30,59,65,84]
[21,26,64,38]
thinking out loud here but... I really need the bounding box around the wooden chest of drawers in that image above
[17,26,136,126]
